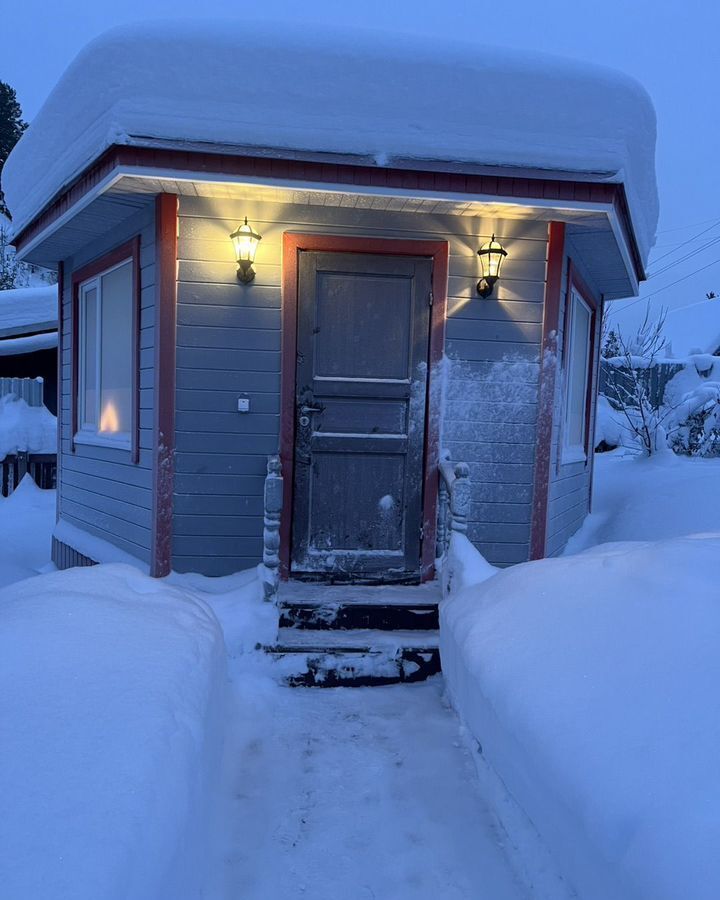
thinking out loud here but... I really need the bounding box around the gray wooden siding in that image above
[175,197,549,573]
[545,239,601,557]
[58,205,155,567]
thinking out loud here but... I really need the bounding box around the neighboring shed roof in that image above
[663,300,720,358]
[0,286,58,340]
[3,21,658,262]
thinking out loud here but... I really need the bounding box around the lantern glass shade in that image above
[230,217,262,264]
[230,217,262,283]
[476,234,508,297]
[478,235,507,281]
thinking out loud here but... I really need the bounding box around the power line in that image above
[648,234,720,280]
[612,254,720,315]
[656,216,720,235]
[648,217,720,270]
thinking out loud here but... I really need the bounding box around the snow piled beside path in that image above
[0,563,227,900]
[441,452,720,900]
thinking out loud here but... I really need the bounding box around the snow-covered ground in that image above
[567,448,720,549]
[0,482,536,900]
[442,448,720,900]
[4,452,719,899]
[209,676,532,900]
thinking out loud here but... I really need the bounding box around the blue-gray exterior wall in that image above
[58,205,156,566]
[545,238,602,557]
[173,196,549,574]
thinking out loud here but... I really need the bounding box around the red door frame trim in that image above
[70,236,142,460]
[150,194,179,578]
[529,222,565,561]
[279,233,449,582]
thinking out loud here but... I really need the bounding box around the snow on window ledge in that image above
[560,445,588,466]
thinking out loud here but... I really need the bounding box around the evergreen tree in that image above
[602,329,622,359]
[0,81,28,219]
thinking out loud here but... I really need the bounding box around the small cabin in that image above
[3,23,658,581]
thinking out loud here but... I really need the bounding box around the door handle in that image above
[300,404,323,415]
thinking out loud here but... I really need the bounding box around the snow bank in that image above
[0,393,56,459]
[594,394,628,448]
[566,449,720,551]
[0,285,57,336]
[441,534,720,900]
[0,475,56,588]
[3,21,657,260]
[0,563,227,900]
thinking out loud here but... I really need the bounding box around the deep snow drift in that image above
[566,449,720,550]
[0,475,56,587]
[441,451,720,900]
[3,21,657,260]
[0,562,228,900]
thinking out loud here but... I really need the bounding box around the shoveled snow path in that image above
[210,676,530,900]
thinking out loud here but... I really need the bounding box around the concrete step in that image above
[277,580,442,631]
[267,628,441,687]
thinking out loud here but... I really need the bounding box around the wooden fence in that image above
[1,453,57,497]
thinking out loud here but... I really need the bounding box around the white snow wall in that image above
[174,197,550,574]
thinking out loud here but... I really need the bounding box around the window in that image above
[562,286,593,463]
[77,258,134,447]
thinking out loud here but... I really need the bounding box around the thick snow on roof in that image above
[3,21,658,260]
[663,300,720,357]
[0,286,57,338]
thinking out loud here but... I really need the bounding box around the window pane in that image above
[81,287,98,428]
[99,261,133,436]
[566,297,591,448]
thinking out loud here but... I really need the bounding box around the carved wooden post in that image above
[262,455,283,603]
[436,476,450,558]
[450,462,470,535]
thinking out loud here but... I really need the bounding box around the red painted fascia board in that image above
[279,233,449,583]
[529,221,566,561]
[12,144,645,285]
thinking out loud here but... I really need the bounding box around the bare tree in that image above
[607,306,674,455]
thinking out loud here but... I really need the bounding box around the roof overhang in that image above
[12,145,644,299]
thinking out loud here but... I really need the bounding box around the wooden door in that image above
[291,251,432,582]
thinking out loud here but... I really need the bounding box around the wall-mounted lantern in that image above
[230,217,262,283]
[477,234,508,298]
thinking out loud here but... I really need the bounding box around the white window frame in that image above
[562,287,593,465]
[76,258,133,449]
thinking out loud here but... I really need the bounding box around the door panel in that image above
[291,251,432,581]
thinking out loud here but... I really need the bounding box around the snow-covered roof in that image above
[0,286,57,339]
[663,300,720,357]
[3,22,658,261]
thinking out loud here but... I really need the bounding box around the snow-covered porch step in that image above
[267,628,441,687]
[277,580,442,631]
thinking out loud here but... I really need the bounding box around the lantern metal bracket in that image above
[476,275,498,298]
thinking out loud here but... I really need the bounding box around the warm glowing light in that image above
[100,401,120,433]
[229,217,262,283]
[477,234,508,298]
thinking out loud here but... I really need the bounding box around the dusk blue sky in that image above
[3,0,717,335]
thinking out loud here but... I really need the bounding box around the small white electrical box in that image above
[237,397,250,413]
